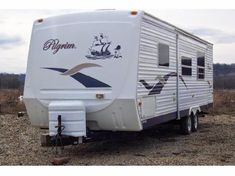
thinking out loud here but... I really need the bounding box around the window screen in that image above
[197,52,205,79]
[158,43,169,67]
[181,56,192,76]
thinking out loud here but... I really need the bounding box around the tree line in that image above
[213,63,235,89]
[0,73,25,90]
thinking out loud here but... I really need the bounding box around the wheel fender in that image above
[189,106,201,116]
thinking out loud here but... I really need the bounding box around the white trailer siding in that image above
[206,44,213,104]
[137,13,213,128]
[178,35,209,112]
[137,13,177,122]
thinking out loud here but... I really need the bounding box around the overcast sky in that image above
[0,9,235,73]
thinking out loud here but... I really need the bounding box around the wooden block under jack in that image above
[41,133,81,147]
[41,133,52,147]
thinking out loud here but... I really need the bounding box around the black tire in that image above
[180,115,192,135]
[191,112,199,132]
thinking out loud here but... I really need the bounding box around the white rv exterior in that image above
[24,10,213,137]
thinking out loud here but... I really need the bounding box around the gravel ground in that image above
[0,114,234,165]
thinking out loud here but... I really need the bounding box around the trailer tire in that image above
[191,112,199,132]
[180,115,192,135]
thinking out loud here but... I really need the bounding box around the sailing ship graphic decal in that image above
[139,72,188,95]
[86,33,122,60]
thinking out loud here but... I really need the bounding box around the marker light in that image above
[96,94,104,99]
[131,11,138,15]
[37,18,43,23]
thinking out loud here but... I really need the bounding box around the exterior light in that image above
[131,11,138,15]
[37,18,43,23]
[96,94,104,99]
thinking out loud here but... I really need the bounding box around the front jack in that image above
[54,115,65,154]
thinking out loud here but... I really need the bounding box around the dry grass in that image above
[0,89,25,114]
[212,90,235,115]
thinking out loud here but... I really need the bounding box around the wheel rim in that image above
[187,116,191,132]
[194,114,198,129]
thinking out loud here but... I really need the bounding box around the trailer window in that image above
[181,56,192,76]
[197,52,205,79]
[158,43,169,67]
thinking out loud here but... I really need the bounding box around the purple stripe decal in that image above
[43,67,111,88]
[139,72,187,95]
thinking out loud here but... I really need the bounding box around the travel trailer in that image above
[24,10,213,143]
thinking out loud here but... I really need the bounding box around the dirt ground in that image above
[0,113,234,165]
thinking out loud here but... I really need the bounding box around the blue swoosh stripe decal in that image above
[43,67,111,88]
[140,72,187,95]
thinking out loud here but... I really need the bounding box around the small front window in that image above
[158,43,169,67]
